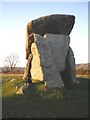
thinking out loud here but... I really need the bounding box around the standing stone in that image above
[26,33,34,61]
[60,47,76,88]
[31,42,43,81]
[26,14,75,59]
[44,33,70,72]
[23,54,33,84]
[31,34,64,88]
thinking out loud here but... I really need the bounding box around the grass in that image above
[1,74,89,118]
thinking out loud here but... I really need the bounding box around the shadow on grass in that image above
[2,77,88,118]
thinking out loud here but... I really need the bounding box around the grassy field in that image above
[1,74,89,118]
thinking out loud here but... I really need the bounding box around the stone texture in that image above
[60,47,76,88]
[23,54,33,82]
[44,33,70,72]
[26,34,34,60]
[26,14,75,59]
[31,34,64,88]
[31,42,43,81]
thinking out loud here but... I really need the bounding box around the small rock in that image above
[40,93,43,96]
[16,84,29,95]
[16,88,24,95]
[16,86,18,89]
[10,79,15,82]
[56,91,60,94]
[76,80,80,84]
[21,84,29,89]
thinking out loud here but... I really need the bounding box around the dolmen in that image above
[23,14,76,89]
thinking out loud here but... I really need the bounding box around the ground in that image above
[1,74,89,118]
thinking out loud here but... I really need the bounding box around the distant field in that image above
[1,74,88,118]
[0,63,89,78]
[76,63,90,79]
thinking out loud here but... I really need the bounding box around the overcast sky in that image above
[0,1,89,67]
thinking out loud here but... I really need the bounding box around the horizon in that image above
[0,1,89,67]
[0,63,89,68]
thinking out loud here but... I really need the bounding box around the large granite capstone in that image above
[26,14,75,59]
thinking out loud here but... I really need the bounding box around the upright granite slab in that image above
[31,34,64,88]
[44,33,70,72]
[61,47,76,88]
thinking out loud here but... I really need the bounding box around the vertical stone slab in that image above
[23,54,33,82]
[31,34,64,88]
[61,46,76,88]
[31,42,44,81]
[44,33,70,72]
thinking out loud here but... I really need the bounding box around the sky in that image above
[0,0,89,67]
